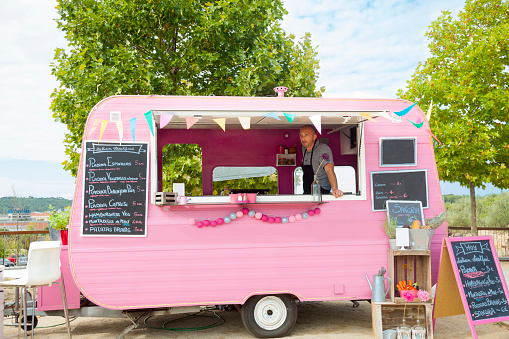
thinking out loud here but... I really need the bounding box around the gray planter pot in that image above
[48,227,61,241]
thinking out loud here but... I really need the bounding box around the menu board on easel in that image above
[434,236,509,338]
[82,141,148,237]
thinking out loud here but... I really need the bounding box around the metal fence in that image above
[0,230,51,268]
[449,227,509,259]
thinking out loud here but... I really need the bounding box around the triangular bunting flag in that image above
[394,102,419,117]
[88,118,101,138]
[213,118,226,132]
[379,111,393,121]
[426,100,433,122]
[309,115,322,134]
[263,112,281,120]
[360,113,376,122]
[130,117,137,143]
[284,113,296,123]
[98,120,108,142]
[425,128,442,145]
[238,117,250,130]
[186,117,200,129]
[407,117,424,128]
[160,113,174,128]
[115,121,123,142]
[144,110,154,136]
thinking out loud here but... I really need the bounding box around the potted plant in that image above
[48,206,71,245]
[383,216,398,249]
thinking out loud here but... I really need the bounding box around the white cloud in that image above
[281,0,464,98]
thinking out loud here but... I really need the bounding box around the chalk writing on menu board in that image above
[370,170,428,211]
[82,142,148,236]
[386,200,424,227]
[451,239,509,321]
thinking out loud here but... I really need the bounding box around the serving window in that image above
[151,108,375,202]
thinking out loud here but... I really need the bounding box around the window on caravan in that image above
[212,166,278,195]
[161,144,203,196]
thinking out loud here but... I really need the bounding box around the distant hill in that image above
[0,197,72,213]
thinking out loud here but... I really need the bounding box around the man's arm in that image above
[323,163,343,198]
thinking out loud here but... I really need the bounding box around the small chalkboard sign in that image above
[379,138,417,167]
[82,141,148,237]
[370,169,428,211]
[386,200,424,228]
[434,236,509,337]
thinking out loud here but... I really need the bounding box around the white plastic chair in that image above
[0,241,71,339]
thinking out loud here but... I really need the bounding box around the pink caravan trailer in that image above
[61,94,445,337]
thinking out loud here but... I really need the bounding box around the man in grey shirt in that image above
[299,125,343,198]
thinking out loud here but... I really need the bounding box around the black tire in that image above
[241,294,297,338]
[21,315,38,331]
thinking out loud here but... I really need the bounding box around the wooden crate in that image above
[372,301,433,339]
[388,249,432,303]
[154,192,178,206]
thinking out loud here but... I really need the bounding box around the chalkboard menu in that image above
[449,238,509,322]
[386,200,424,227]
[370,169,428,211]
[379,138,417,166]
[82,142,148,236]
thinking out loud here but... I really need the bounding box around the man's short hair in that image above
[300,125,318,135]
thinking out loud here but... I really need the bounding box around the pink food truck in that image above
[36,93,446,337]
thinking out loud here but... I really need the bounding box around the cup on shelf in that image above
[246,193,257,203]
[229,193,239,203]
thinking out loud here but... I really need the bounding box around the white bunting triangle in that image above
[238,117,251,130]
[309,115,322,134]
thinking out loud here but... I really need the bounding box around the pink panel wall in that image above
[66,95,446,310]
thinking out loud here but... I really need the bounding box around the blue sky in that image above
[0,0,505,198]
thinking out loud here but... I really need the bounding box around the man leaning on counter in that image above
[299,125,344,198]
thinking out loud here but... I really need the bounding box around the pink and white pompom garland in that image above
[188,207,321,228]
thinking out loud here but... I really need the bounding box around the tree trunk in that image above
[469,180,477,235]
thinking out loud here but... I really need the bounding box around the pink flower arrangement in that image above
[416,289,430,321]
[403,292,414,319]
[417,289,429,302]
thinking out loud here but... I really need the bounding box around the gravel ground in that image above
[3,263,509,338]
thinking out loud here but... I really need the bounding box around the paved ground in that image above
[3,263,509,338]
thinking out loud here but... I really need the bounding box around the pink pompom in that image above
[289,215,296,223]
[314,208,321,214]
[255,212,263,219]
[261,215,269,222]
[242,208,249,215]
[211,221,217,227]
[268,217,275,223]
[295,213,302,221]
[203,220,210,226]
[236,211,244,218]
[308,210,315,217]
[217,218,224,225]
[196,221,204,228]
[188,218,196,225]
[275,217,282,223]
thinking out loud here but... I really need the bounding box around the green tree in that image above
[51,0,324,176]
[397,0,509,234]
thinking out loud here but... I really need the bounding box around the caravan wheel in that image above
[241,294,297,338]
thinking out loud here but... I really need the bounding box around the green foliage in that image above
[382,216,398,239]
[397,0,509,190]
[162,144,203,196]
[0,197,72,214]
[52,0,324,176]
[485,192,509,228]
[48,205,71,230]
[213,173,278,195]
[445,192,509,228]
[443,194,465,204]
